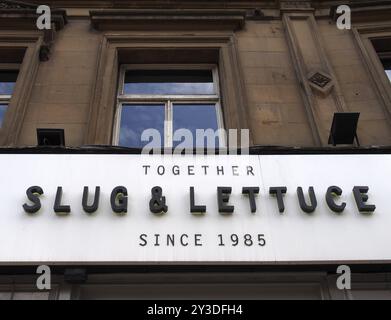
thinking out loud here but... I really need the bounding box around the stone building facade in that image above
[0,0,391,300]
[0,0,389,148]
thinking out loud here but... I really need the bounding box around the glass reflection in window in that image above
[0,104,8,127]
[173,104,219,148]
[119,104,165,148]
[124,69,214,95]
[0,70,18,95]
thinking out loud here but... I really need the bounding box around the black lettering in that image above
[217,186,234,214]
[154,234,160,246]
[269,186,287,213]
[143,165,150,175]
[53,186,71,214]
[195,234,202,246]
[139,234,147,246]
[167,234,175,246]
[242,187,259,213]
[82,186,100,214]
[247,166,254,176]
[190,187,206,214]
[157,165,165,175]
[149,186,168,214]
[172,165,180,175]
[297,186,317,213]
[217,166,224,175]
[23,186,43,214]
[180,234,189,246]
[353,186,376,213]
[326,186,346,213]
[110,186,128,214]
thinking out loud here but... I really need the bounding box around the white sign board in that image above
[0,153,389,265]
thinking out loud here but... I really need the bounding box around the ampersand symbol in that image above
[149,186,168,214]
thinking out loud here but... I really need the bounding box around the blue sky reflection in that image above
[173,104,219,148]
[0,104,8,127]
[0,82,15,95]
[124,82,214,95]
[119,104,164,148]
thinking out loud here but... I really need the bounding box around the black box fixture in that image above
[328,112,360,146]
[37,128,65,146]
[64,268,88,284]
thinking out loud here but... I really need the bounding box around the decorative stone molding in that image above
[0,0,35,9]
[245,8,276,21]
[89,9,246,31]
[280,0,313,12]
[352,25,391,127]
[0,35,42,146]
[282,12,348,146]
[307,70,334,97]
[0,0,67,61]
[86,34,251,145]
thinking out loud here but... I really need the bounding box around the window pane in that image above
[173,104,220,148]
[119,104,164,148]
[124,70,214,95]
[385,70,391,82]
[0,70,18,95]
[0,104,7,127]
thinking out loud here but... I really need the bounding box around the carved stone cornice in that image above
[11,0,280,10]
[245,8,277,21]
[89,9,246,31]
[0,0,67,30]
[0,0,68,61]
[280,0,314,13]
[0,0,35,9]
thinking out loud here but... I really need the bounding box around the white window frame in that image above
[113,64,225,148]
